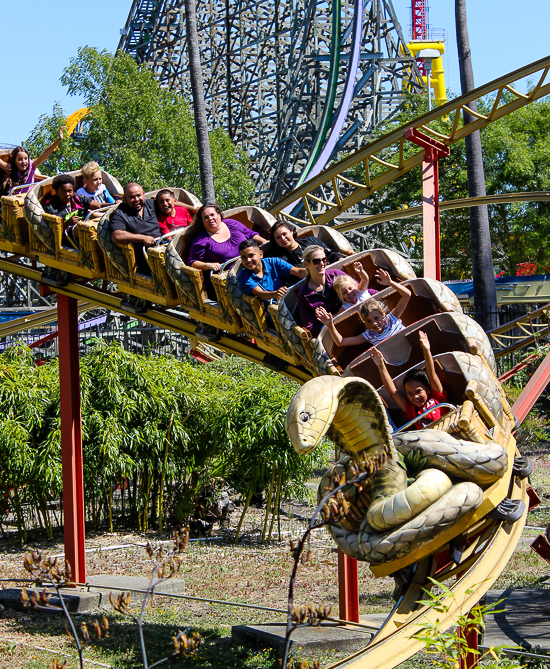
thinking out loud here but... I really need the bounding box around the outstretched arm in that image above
[353,261,370,292]
[418,330,444,394]
[34,126,66,168]
[316,307,366,347]
[371,347,407,412]
[375,269,411,319]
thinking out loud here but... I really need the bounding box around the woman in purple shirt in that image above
[188,203,268,299]
[297,245,347,337]
[0,126,65,197]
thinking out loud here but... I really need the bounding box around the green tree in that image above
[25,47,254,208]
[355,92,550,280]
[0,342,327,540]
[456,0,497,329]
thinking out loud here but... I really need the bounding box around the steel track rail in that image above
[0,258,311,385]
[294,0,342,189]
[270,56,550,225]
[0,301,93,338]
[324,475,528,669]
[332,191,550,233]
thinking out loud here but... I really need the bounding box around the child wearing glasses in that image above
[297,245,348,337]
[316,269,411,345]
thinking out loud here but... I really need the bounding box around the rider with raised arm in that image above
[372,330,449,429]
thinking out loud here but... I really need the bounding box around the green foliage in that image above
[24,47,255,208]
[411,578,522,668]
[352,91,550,279]
[0,344,326,538]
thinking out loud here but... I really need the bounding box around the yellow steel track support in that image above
[270,56,550,225]
[0,302,93,338]
[0,257,311,385]
[333,191,550,234]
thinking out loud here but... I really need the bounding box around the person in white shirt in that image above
[76,161,118,205]
[333,261,378,311]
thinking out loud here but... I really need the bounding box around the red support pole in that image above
[338,549,359,622]
[420,150,441,281]
[57,294,86,584]
[511,348,550,423]
[405,129,449,282]
[458,619,479,669]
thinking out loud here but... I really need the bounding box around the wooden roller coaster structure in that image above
[1,56,550,669]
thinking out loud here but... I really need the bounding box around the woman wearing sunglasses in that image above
[297,245,348,337]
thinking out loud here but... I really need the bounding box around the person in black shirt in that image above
[43,174,103,246]
[262,220,344,277]
[110,183,162,275]
[44,173,99,221]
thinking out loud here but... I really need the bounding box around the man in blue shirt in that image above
[237,239,307,302]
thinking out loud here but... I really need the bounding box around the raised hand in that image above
[375,268,391,286]
[371,346,385,366]
[315,306,332,326]
[418,330,430,350]
[58,126,66,141]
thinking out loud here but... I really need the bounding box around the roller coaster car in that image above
[164,206,276,332]
[0,154,47,256]
[222,225,354,366]
[377,351,514,435]
[318,278,464,372]
[367,352,519,578]
[97,188,201,308]
[291,223,355,256]
[276,249,416,371]
[341,311,496,382]
[23,170,123,279]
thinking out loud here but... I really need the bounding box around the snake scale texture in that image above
[286,375,507,564]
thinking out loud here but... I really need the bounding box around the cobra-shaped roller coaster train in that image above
[2,30,550,669]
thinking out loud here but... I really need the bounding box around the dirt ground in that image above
[0,450,549,669]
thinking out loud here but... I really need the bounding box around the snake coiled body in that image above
[286,375,507,564]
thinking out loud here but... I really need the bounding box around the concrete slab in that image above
[232,620,374,655]
[0,587,100,614]
[232,589,550,659]
[484,588,550,652]
[86,575,186,602]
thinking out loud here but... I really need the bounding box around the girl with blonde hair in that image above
[333,261,378,310]
[316,269,411,346]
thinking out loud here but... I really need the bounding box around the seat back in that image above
[97,204,130,277]
[319,277,463,370]
[296,224,354,255]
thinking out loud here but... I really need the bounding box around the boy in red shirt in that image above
[372,330,448,429]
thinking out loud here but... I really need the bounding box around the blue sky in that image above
[392,0,549,96]
[2,1,548,145]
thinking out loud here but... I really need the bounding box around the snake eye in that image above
[300,412,310,422]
